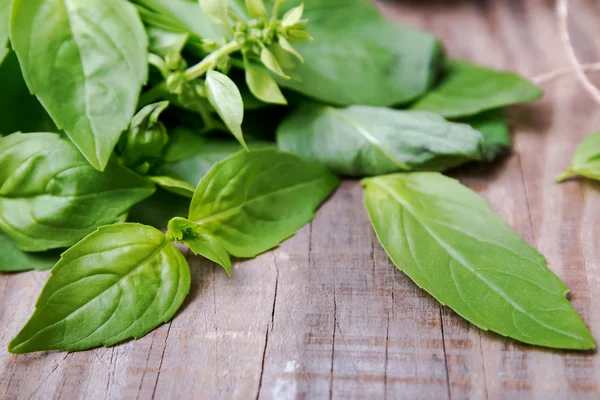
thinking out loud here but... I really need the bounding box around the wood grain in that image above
[3,0,600,399]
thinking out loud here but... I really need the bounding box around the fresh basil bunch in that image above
[1,0,594,353]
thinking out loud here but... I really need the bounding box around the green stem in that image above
[139,41,242,109]
[184,41,242,81]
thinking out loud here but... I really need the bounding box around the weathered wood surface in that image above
[2,0,600,398]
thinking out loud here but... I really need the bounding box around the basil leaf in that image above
[128,188,190,229]
[412,61,543,118]
[274,0,443,106]
[10,0,149,171]
[277,103,483,177]
[0,231,60,272]
[557,131,600,182]
[463,109,511,162]
[163,135,273,186]
[118,101,170,172]
[199,0,229,25]
[133,0,226,40]
[0,52,58,135]
[8,223,191,353]
[148,175,195,198]
[245,0,267,18]
[0,133,155,252]
[206,70,248,150]
[0,0,9,65]
[168,217,231,275]
[362,173,594,350]
[244,58,287,105]
[186,148,339,258]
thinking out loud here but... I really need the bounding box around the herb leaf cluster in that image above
[1,0,594,353]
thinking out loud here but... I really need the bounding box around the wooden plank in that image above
[2,1,600,399]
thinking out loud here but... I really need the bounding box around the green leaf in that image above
[274,0,443,106]
[148,175,195,198]
[133,0,226,41]
[147,26,189,58]
[278,36,303,63]
[244,58,287,105]
[118,101,170,171]
[277,103,483,177]
[10,0,149,171]
[199,0,229,25]
[186,148,339,258]
[411,61,543,118]
[362,173,595,350]
[463,109,511,162]
[0,52,58,135]
[0,0,10,65]
[9,223,191,353]
[557,131,600,182]
[0,231,60,272]
[168,217,231,275]
[245,0,267,17]
[0,133,155,252]
[205,70,248,149]
[163,135,273,186]
[260,47,290,80]
[281,3,303,27]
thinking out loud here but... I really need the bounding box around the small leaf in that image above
[245,58,287,105]
[199,0,229,25]
[187,148,339,258]
[281,3,303,27]
[557,131,600,183]
[0,231,60,272]
[245,0,267,18]
[119,101,170,170]
[10,0,149,171]
[411,61,543,118]
[278,36,304,63]
[277,103,483,177]
[269,43,296,70]
[9,223,191,353]
[149,175,195,198]
[260,47,290,80]
[0,133,155,252]
[462,109,511,162]
[205,70,248,150]
[168,217,231,275]
[362,172,595,350]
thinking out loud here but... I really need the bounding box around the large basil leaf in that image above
[277,103,483,177]
[273,0,443,106]
[0,231,60,272]
[0,0,9,64]
[363,173,594,350]
[182,148,339,258]
[411,61,543,118]
[10,0,149,171]
[463,109,511,162]
[9,223,191,353]
[0,133,155,252]
[557,131,600,182]
[0,52,57,135]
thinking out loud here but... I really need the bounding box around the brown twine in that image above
[532,0,600,106]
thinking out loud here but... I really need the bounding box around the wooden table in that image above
[3,0,600,399]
